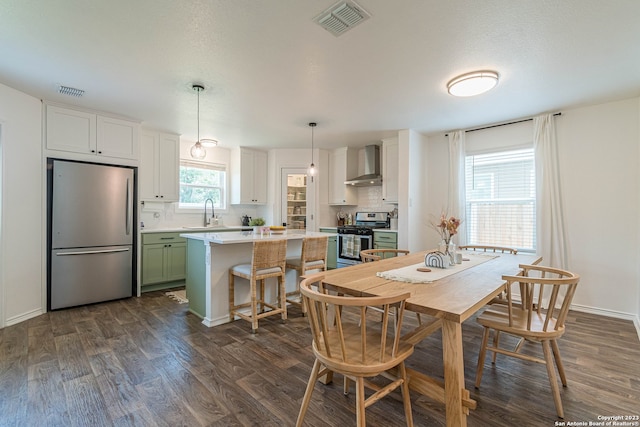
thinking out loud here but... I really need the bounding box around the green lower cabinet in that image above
[142,244,169,284]
[141,233,187,291]
[373,231,398,255]
[185,239,206,319]
[319,228,337,269]
[165,243,187,281]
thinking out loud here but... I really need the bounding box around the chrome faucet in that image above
[204,198,215,227]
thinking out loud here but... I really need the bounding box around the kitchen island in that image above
[181,230,334,327]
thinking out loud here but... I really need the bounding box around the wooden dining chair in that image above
[474,264,580,419]
[228,239,288,333]
[360,248,410,262]
[459,244,518,254]
[296,274,415,427]
[285,235,329,315]
[459,245,518,304]
[359,248,424,326]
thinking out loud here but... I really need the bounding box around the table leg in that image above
[442,319,467,427]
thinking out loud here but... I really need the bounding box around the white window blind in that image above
[464,148,536,251]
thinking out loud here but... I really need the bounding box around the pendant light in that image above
[308,122,317,180]
[190,84,207,159]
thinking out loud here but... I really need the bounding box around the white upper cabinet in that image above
[139,130,180,202]
[381,137,399,204]
[231,148,267,204]
[45,105,96,154]
[329,147,357,205]
[46,104,139,161]
[96,116,139,160]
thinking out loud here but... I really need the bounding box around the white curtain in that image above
[448,131,466,245]
[534,114,568,269]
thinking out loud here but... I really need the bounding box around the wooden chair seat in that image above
[477,305,563,340]
[312,323,414,375]
[475,264,579,419]
[229,239,288,333]
[285,236,328,314]
[296,274,415,427]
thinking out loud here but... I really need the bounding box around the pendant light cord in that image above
[309,122,317,180]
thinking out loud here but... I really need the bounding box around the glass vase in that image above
[448,241,456,265]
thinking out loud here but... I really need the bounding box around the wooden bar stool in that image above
[285,235,328,315]
[228,239,288,333]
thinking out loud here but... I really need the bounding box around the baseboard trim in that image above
[571,303,640,341]
[6,308,44,327]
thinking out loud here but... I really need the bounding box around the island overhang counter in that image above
[181,230,334,327]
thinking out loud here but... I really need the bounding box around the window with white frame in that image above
[179,161,226,209]
[464,148,536,251]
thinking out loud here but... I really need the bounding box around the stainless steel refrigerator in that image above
[48,159,136,310]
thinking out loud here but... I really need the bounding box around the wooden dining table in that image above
[315,249,542,427]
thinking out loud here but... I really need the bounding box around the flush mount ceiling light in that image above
[190,84,207,159]
[447,70,499,97]
[308,122,317,179]
[200,138,218,148]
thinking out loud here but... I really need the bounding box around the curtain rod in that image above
[445,112,562,137]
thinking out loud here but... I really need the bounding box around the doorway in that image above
[281,168,307,230]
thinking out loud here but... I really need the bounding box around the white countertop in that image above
[180,230,335,244]
[141,226,250,234]
[374,228,398,233]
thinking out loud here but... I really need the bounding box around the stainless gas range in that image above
[336,212,389,268]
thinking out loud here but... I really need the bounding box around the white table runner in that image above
[376,253,497,283]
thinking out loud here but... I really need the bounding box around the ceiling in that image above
[1,0,639,150]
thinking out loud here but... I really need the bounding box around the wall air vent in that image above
[58,85,85,97]
[314,1,371,37]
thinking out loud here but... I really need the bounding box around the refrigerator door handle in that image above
[56,248,131,256]
[125,177,131,235]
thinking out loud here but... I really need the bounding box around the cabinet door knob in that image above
[91,149,96,153]
[98,151,102,154]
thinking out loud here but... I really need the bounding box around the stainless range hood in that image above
[345,144,382,187]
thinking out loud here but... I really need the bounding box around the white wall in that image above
[424,97,640,321]
[555,98,639,319]
[0,83,44,327]
[405,130,430,252]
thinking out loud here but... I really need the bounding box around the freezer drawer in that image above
[50,245,133,310]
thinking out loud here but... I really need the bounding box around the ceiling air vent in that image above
[314,1,371,37]
[58,85,84,97]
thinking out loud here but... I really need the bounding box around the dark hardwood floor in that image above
[1,288,639,427]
